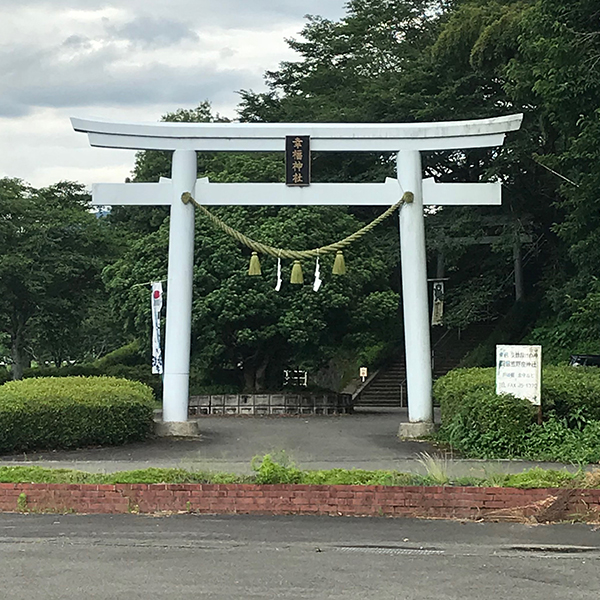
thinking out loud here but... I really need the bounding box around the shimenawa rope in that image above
[181,191,413,261]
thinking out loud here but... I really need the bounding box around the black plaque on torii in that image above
[285,136,311,186]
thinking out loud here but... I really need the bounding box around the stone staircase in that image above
[353,323,494,408]
[431,322,495,378]
[352,359,408,408]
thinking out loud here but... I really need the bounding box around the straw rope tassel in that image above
[290,260,304,284]
[332,250,346,275]
[248,252,261,275]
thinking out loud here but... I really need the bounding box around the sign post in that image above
[360,367,368,383]
[496,344,542,423]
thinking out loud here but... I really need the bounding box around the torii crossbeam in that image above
[72,114,523,437]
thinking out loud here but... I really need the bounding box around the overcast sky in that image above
[0,0,347,187]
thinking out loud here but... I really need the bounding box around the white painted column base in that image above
[154,420,200,438]
[398,422,436,440]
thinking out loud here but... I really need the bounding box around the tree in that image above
[0,179,116,378]
[238,0,553,329]
[105,199,401,391]
[503,0,600,357]
[104,101,402,391]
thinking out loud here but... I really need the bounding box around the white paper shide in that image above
[496,344,541,405]
[151,282,164,375]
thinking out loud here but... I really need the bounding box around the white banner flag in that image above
[151,282,164,375]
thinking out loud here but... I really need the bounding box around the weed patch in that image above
[0,459,594,490]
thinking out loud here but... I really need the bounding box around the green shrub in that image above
[251,454,303,484]
[541,365,600,423]
[440,389,535,458]
[96,341,145,368]
[22,362,162,400]
[434,367,495,427]
[0,376,155,453]
[524,418,600,464]
[435,365,600,427]
[435,365,600,462]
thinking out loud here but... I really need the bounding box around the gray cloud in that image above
[0,42,256,116]
[0,0,346,118]
[2,0,345,28]
[0,0,348,187]
[0,10,252,118]
[105,16,199,48]
[62,35,94,50]
[0,98,29,117]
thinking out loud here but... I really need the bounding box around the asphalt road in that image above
[0,410,582,476]
[0,513,598,599]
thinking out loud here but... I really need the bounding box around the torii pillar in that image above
[72,114,522,438]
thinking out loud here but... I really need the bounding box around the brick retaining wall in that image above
[1,483,599,521]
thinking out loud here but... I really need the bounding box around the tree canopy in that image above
[4,0,600,384]
[0,179,118,378]
[105,104,402,391]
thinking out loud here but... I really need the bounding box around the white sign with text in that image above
[496,344,542,405]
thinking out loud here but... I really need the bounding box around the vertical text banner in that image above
[151,282,164,375]
[496,344,542,405]
[285,136,311,186]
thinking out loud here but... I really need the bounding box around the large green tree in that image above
[0,179,117,377]
[503,0,600,359]
[238,0,550,330]
[103,101,402,391]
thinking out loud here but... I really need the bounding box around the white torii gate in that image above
[72,114,522,437]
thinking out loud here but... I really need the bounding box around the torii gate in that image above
[72,115,523,437]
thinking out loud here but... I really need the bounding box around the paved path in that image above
[0,513,599,599]
[0,409,581,476]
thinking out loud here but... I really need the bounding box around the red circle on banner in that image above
[153,290,160,299]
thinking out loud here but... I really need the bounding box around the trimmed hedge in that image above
[434,367,495,427]
[434,366,600,460]
[439,389,535,457]
[22,363,162,399]
[0,376,155,453]
[541,365,600,423]
[435,365,600,425]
